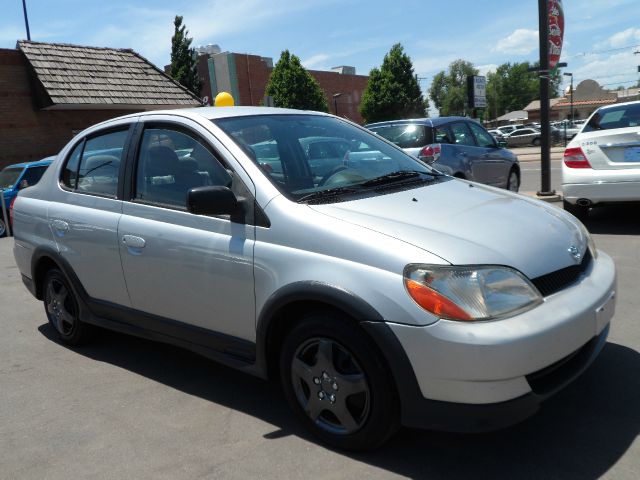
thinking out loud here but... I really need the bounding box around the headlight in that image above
[404,264,543,321]
[579,222,598,259]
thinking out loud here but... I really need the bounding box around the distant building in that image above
[524,79,638,124]
[189,48,369,124]
[0,41,201,168]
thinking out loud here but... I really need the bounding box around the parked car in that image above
[366,117,520,191]
[487,129,506,142]
[562,100,640,219]
[495,124,526,136]
[504,127,542,147]
[13,107,615,451]
[0,157,53,236]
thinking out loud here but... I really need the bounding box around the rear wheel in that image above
[532,137,541,147]
[280,312,399,451]
[563,200,589,221]
[506,168,519,192]
[0,218,6,237]
[43,269,91,345]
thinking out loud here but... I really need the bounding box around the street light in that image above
[563,72,574,124]
[332,92,342,116]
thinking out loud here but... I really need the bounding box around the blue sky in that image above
[2,0,639,111]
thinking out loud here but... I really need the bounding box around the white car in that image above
[562,100,640,219]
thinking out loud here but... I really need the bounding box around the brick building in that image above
[194,46,369,123]
[0,41,201,169]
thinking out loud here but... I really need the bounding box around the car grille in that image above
[531,249,592,297]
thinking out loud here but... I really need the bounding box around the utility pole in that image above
[537,0,555,197]
[22,0,31,41]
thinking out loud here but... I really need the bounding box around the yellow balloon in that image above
[214,91,235,107]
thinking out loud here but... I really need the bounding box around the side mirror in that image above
[187,186,241,216]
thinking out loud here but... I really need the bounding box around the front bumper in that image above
[362,251,616,432]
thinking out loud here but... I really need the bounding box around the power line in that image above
[565,43,640,59]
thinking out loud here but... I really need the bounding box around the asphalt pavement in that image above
[1,204,640,479]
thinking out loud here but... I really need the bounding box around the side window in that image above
[434,126,454,144]
[135,127,232,209]
[62,142,83,189]
[20,166,48,188]
[77,130,127,197]
[450,122,476,146]
[468,122,496,148]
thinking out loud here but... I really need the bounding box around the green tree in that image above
[360,43,427,123]
[429,59,478,116]
[169,15,202,96]
[265,50,328,112]
[486,61,562,121]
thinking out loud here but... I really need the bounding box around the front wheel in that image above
[280,312,399,451]
[0,218,6,237]
[532,138,541,146]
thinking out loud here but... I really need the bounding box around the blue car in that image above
[366,117,520,192]
[0,157,54,236]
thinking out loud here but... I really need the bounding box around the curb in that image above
[520,191,563,203]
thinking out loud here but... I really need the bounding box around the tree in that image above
[485,61,562,121]
[429,60,478,117]
[360,43,427,123]
[169,15,202,96]
[265,50,328,112]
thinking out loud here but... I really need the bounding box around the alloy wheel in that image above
[290,337,370,435]
[45,276,77,336]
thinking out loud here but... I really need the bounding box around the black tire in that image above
[0,218,6,238]
[280,312,399,451]
[563,200,589,221]
[43,268,91,345]
[532,137,541,146]
[506,168,519,192]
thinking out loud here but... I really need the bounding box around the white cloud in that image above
[302,53,330,69]
[597,27,640,49]
[571,51,639,90]
[493,29,539,55]
[477,64,498,76]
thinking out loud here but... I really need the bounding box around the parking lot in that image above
[1,202,640,479]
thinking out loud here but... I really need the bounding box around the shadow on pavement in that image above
[583,203,640,235]
[39,324,640,479]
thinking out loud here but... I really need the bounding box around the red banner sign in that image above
[548,0,564,69]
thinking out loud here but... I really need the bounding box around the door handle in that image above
[122,235,146,249]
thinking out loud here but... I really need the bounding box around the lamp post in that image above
[332,92,342,116]
[563,72,573,124]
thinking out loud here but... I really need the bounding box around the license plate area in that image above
[596,290,615,333]
[622,146,640,162]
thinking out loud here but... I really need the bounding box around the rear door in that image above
[48,123,133,306]
[578,103,640,173]
[448,121,491,183]
[118,116,256,343]
[467,121,512,187]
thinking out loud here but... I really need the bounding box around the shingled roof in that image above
[18,40,202,109]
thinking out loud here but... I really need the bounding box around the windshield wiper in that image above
[361,170,438,187]
[297,185,362,203]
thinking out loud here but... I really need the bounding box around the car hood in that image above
[309,180,587,279]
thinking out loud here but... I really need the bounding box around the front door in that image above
[118,121,256,343]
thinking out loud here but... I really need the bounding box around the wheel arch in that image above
[255,282,384,380]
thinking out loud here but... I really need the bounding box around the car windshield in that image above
[583,103,640,132]
[213,114,440,202]
[0,167,22,189]
[367,124,433,148]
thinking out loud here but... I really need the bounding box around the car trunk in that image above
[579,127,640,170]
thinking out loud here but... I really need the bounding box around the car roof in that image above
[144,106,330,121]
[3,157,55,169]
[365,116,472,128]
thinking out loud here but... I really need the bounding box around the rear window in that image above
[0,167,22,189]
[368,124,433,148]
[583,103,640,132]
